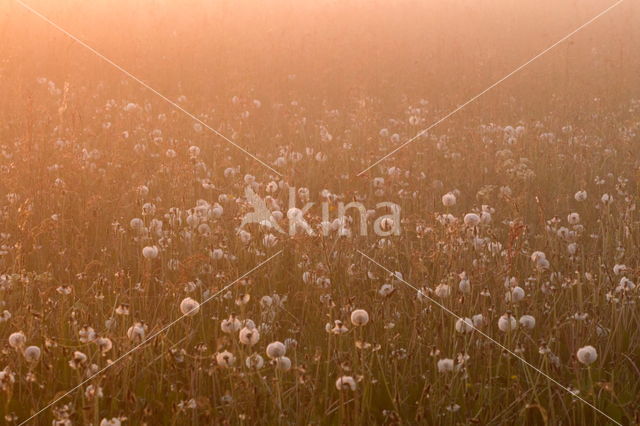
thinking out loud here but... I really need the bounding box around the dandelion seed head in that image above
[335,375,357,391]
[8,331,26,349]
[180,297,200,316]
[266,341,286,359]
[23,345,41,363]
[576,345,597,365]
[350,309,370,326]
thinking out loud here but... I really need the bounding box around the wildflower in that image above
[142,245,159,259]
[245,353,265,369]
[221,315,242,334]
[435,283,451,298]
[378,283,395,297]
[236,294,250,306]
[505,286,525,303]
[188,145,200,158]
[481,208,493,224]
[616,277,636,292]
[336,376,357,391]
[458,277,471,293]
[56,285,73,295]
[576,346,597,365]
[446,404,461,413]
[180,297,200,316]
[23,346,41,363]
[442,192,457,207]
[125,102,141,112]
[275,356,291,371]
[69,351,88,369]
[574,190,587,201]
[85,384,103,401]
[210,248,224,260]
[519,315,536,329]
[455,318,474,334]
[8,331,26,349]
[127,322,146,342]
[498,312,517,332]
[284,338,297,350]
[115,304,130,315]
[0,368,15,392]
[437,358,454,373]
[464,213,481,227]
[350,309,370,326]
[239,326,260,346]
[330,320,349,334]
[567,212,580,225]
[95,337,113,354]
[216,350,236,368]
[572,312,588,321]
[129,217,144,231]
[79,326,96,343]
[266,341,286,359]
[472,314,485,328]
[531,251,546,263]
[613,264,627,275]
[531,251,550,270]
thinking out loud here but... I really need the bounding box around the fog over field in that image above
[0,0,639,424]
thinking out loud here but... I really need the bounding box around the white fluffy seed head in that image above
[23,345,41,363]
[459,278,471,294]
[239,327,260,346]
[531,251,546,263]
[266,341,286,359]
[463,213,481,227]
[221,316,242,334]
[8,331,26,349]
[576,345,598,365]
[519,315,536,329]
[498,313,517,332]
[216,350,236,368]
[350,309,370,326]
[442,192,457,207]
[435,284,451,299]
[506,286,525,303]
[179,297,200,316]
[567,212,580,225]
[275,356,291,371]
[127,322,146,342]
[129,217,144,230]
[336,375,357,391]
[472,314,485,328]
[142,245,159,259]
[574,190,587,202]
[455,318,474,334]
[437,358,454,373]
[245,353,265,369]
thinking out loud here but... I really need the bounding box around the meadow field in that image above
[0,0,639,424]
